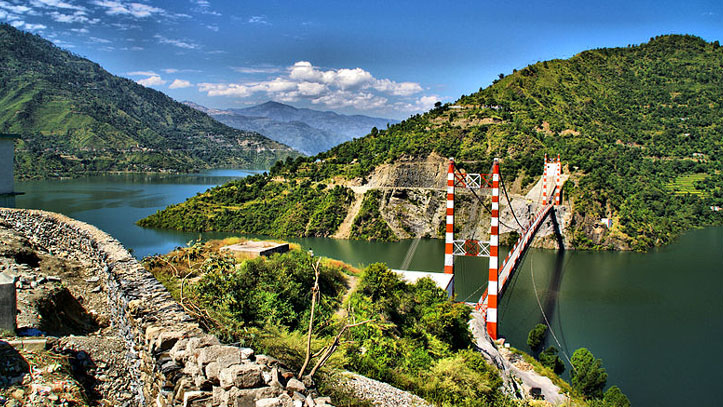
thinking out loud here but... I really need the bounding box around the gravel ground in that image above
[339,372,432,407]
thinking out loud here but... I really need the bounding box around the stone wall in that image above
[0,208,325,407]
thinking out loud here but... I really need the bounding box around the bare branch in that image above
[307,319,372,378]
[298,259,321,378]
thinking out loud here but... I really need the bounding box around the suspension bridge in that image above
[396,154,566,340]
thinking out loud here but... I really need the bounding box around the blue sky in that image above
[1,1,722,120]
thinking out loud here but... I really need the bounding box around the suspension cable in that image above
[454,168,516,231]
[498,168,525,231]
[529,249,576,374]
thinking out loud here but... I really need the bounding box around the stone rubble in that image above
[2,208,441,407]
[336,372,432,407]
[0,208,339,407]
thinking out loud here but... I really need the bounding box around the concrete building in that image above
[220,241,290,258]
[0,134,20,195]
[0,272,17,333]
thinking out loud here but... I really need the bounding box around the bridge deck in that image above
[478,201,555,307]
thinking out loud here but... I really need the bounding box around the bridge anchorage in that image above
[443,154,565,340]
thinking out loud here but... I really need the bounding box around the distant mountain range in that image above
[0,24,295,179]
[184,101,398,155]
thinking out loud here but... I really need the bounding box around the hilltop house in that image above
[0,134,19,195]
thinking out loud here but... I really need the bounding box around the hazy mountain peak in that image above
[185,100,399,155]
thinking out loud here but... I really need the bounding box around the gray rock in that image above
[170,338,190,362]
[197,345,242,370]
[154,330,185,353]
[205,362,221,382]
[239,347,254,360]
[256,398,282,407]
[219,363,263,389]
[183,390,211,407]
[285,378,306,393]
[230,387,280,407]
[265,367,285,389]
[186,335,221,357]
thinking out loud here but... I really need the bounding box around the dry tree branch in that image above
[298,259,321,379]
[307,319,372,379]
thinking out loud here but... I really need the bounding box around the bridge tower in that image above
[444,158,500,339]
[543,154,563,206]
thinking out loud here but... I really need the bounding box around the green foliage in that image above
[571,348,608,399]
[0,24,296,179]
[418,350,504,406]
[602,386,631,407]
[538,346,565,374]
[143,34,723,249]
[526,323,547,352]
[192,250,347,332]
[343,263,507,405]
[138,176,354,238]
[350,190,395,241]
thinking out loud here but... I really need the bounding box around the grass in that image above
[665,173,707,195]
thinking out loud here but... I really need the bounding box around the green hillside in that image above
[0,24,296,178]
[140,35,723,250]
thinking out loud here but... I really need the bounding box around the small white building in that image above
[0,134,20,195]
[599,218,613,228]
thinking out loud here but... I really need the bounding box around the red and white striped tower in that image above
[444,158,455,278]
[555,154,561,205]
[486,158,500,339]
[542,153,548,206]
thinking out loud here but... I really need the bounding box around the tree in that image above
[603,386,631,407]
[539,346,565,374]
[526,323,547,352]
[570,348,608,398]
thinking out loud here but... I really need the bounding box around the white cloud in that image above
[7,19,46,31]
[154,34,199,49]
[92,1,165,18]
[198,82,253,98]
[24,22,47,30]
[297,81,326,97]
[70,27,88,33]
[137,75,166,86]
[89,36,111,43]
[50,10,98,23]
[199,61,430,114]
[169,79,192,89]
[163,68,201,74]
[30,0,85,11]
[206,24,218,31]
[127,70,158,76]
[232,65,282,74]
[248,15,270,25]
[373,79,423,96]
[190,0,219,15]
[0,1,33,14]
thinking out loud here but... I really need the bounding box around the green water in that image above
[13,172,723,406]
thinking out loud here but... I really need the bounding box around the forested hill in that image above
[140,35,723,251]
[0,24,296,179]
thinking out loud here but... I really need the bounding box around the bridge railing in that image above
[476,185,558,310]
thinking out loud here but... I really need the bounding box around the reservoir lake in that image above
[13,171,723,407]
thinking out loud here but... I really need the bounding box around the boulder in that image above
[197,345,242,370]
[285,378,306,393]
[219,364,263,390]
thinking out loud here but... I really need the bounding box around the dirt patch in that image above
[37,287,99,336]
[0,223,135,406]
